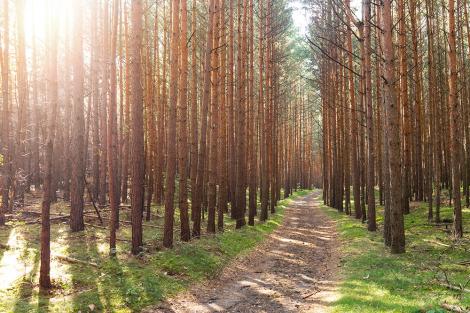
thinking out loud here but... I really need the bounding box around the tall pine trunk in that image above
[130,0,145,255]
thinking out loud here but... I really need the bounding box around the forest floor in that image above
[0,189,311,313]
[320,195,470,313]
[146,190,340,313]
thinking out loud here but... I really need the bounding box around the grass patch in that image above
[0,189,311,313]
[321,200,470,313]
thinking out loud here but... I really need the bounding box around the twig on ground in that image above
[440,303,470,313]
[54,254,100,268]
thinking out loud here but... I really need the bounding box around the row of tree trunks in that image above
[0,0,320,290]
[314,0,468,254]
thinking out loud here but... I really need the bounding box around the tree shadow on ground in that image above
[64,228,105,312]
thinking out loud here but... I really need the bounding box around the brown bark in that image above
[398,0,411,214]
[163,0,181,248]
[70,0,86,233]
[228,0,236,212]
[259,0,268,222]
[39,8,58,289]
[179,0,191,241]
[346,0,361,220]
[190,0,199,224]
[193,0,216,238]
[448,0,463,238]
[234,0,248,228]
[91,2,101,204]
[381,0,405,253]
[207,0,219,234]
[99,1,109,207]
[363,0,376,231]
[248,0,257,226]
[130,0,145,255]
[109,0,120,255]
[217,0,228,231]
[121,6,131,203]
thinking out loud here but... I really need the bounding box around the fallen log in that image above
[54,254,100,268]
[84,222,107,230]
[24,215,70,225]
[83,214,162,229]
[20,210,41,216]
[441,303,470,313]
[440,283,470,293]
[50,215,70,222]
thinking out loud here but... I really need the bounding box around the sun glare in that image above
[23,0,74,41]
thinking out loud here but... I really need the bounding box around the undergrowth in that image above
[320,195,470,313]
[0,189,310,313]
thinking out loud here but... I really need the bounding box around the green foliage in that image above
[0,190,310,313]
[321,200,470,313]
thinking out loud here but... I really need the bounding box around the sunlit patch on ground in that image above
[0,228,31,290]
[0,190,309,313]
[321,195,470,313]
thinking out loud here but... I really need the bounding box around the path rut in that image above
[147,190,340,313]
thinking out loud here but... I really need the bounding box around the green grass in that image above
[321,199,470,313]
[0,189,311,313]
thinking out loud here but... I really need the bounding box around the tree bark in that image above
[39,8,58,289]
[448,0,463,238]
[179,0,191,241]
[70,0,86,233]
[130,0,145,255]
[381,0,405,253]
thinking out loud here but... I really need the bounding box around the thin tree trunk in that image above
[363,0,376,231]
[130,0,145,255]
[39,9,58,289]
[163,0,181,248]
[381,0,405,253]
[179,0,191,241]
[448,0,463,238]
[192,0,216,238]
[217,0,228,231]
[109,0,120,255]
[207,0,219,234]
[70,0,86,233]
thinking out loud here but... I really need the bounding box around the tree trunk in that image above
[130,0,145,255]
[39,8,58,289]
[217,0,228,231]
[192,0,216,238]
[163,0,181,248]
[448,0,463,238]
[109,0,121,255]
[179,0,191,241]
[381,0,405,253]
[363,0,376,231]
[70,0,86,233]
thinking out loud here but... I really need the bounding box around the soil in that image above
[145,190,341,313]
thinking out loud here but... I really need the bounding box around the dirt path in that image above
[147,190,340,313]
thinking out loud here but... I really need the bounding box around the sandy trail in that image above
[146,190,340,313]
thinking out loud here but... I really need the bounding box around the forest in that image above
[0,0,469,312]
